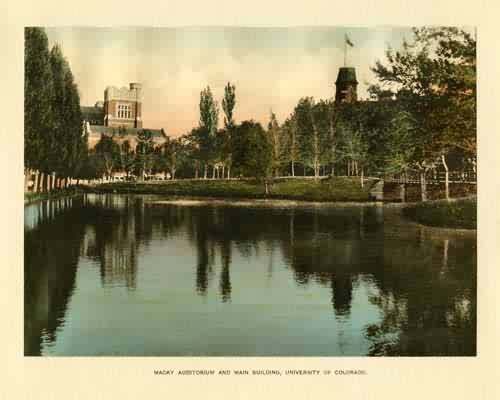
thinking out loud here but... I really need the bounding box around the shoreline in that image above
[24,187,84,206]
[25,184,477,231]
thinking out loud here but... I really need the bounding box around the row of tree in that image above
[25,27,475,202]
[25,27,88,192]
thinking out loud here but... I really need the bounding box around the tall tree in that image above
[94,134,120,179]
[221,82,236,178]
[371,27,476,200]
[135,130,155,180]
[119,140,135,178]
[280,116,299,177]
[163,136,185,180]
[49,44,85,185]
[198,86,219,178]
[231,121,273,194]
[24,27,55,191]
[294,97,330,178]
[221,82,236,129]
[267,111,282,177]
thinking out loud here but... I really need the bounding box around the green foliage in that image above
[403,198,476,229]
[94,134,121,178]
[25,27,87,179]
[49,44,86,177]
[135,130,155,178]
[24,27,56,172]
[91,177,375,202]
[162,136,187,179]
[280,116,300,175]
[231,120,273,181]
[371,27,476,169]
[119,140,135,177]
[221,82,236,129]
[199,86,219,135]
[267,111,282,176]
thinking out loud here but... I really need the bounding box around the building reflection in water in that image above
[25,195,476,356]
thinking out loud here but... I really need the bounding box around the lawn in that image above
[89,177,377,202]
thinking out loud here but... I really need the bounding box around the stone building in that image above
[81,82,166,150]
[104,83,143,129]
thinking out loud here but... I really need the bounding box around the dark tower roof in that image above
[335,67,358,84]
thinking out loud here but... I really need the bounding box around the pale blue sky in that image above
[46,26,413,136]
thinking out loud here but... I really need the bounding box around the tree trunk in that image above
[441,154,450,201]
[172,169,176,180]
[212,166,216,179]
[227,165,231,179]
[33,170,40,193]
[203,164,207,179]
[51,172,56,191]
[195,166,199,179]
[360,168,364,188]
[222,165,225,179]
[291,160,295,177]
[420,171,427,202]
[264,180,269,195]
[38,173,44,192]
[443,239,449,271]
[24,169,30,192]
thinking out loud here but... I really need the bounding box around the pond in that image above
[24,194,476,356]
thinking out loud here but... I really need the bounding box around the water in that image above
[24,194,476,356]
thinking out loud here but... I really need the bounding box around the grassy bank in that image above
[24,187,84,205]
[402,197,476,229]
[87,177,377,202]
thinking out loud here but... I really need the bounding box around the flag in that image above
[345,34,354,47]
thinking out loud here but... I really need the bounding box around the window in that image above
[117,103,131,119]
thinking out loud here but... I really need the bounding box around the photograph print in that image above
[24,26,476,356]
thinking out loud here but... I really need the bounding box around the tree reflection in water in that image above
[24,194,476,356]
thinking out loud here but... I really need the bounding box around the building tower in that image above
[104,82,143,128]
[335,67,358,103]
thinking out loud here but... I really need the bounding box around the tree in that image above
[198,86,219,178]
[25,27,56,191]
[94,134,120,179]
[135,130,155,180]
[267,111,282,177]
[221,82,236,178]
[231,121,273,194]
[119,140,135,178]
[163,136,185,180]
[280,116,299,177]
[371,27,476,201]
[49,44,86,186]
[334,103,370,187]
[293,97,331,179]
[221,82,236,129]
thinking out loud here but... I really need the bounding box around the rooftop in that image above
[335,67,358,84]
[88,125,166,139]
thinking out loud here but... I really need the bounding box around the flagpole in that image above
[344,36,346,67]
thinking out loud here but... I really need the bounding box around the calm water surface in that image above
[24,194,476,356]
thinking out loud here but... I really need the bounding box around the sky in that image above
[45,26,413,136]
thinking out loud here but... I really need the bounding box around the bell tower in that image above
[335,67,358,103]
